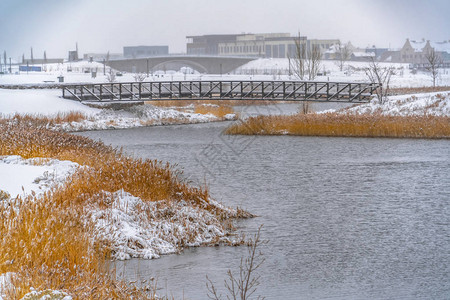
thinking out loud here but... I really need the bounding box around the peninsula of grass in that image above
[0,115,249,299]
[225,113,450,139]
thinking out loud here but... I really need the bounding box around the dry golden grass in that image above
[4,111,89,128]
[0,115,243,299]
[389,86,450,95]
[146,100,237,119]
[194,105,235,118]
[226,112,450,139]
[149,99,280,107]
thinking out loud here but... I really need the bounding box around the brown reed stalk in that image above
[226,113,450,139]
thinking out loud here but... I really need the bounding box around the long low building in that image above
[187,33,339,59]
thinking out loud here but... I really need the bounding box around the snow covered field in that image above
[1,58,449,87]
[341,91,450,116]
[0,88,234,132]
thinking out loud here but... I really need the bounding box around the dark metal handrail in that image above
[62,80,380,103]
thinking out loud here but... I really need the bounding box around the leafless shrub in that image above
[289,33,306,80]
[335,41,352,72]
[299,101,314,114]
[134,73,147,82]
[306,44,322,80]
[425,49,443,87]
[289,33,322,80]
[106,68,116,83]
[206,225,266,300]
[364,58,394,104]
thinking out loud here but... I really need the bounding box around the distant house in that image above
[324,42,377,61]
[365,47,389,60]
[351,51,375,61]
[379,50,401,62]
[399,39,450,64]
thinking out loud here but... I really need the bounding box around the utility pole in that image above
[9,58,12,73]
[4,51,7,73]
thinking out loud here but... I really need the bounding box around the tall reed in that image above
[226,113,450,139]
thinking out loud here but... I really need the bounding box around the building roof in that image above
[409,39,450,53]
[352,51,375,57]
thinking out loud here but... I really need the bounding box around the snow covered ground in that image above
[0,88,234,132]
[0,89,98,116]
[341,92,450,116]
[236,58,450,88]
[1,58,449,87]
[0,156,79,199]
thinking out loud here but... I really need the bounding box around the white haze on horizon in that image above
[0,0,449,60]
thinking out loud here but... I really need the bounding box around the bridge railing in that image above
[62,80,380,103]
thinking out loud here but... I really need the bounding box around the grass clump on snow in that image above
[225,112,450,139]
[150,99,279,108]
[0,116,249,299]
[226,94,450,139]
[149,100,236,119]
[194,104,235,118]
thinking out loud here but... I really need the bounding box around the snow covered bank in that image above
[0,155,243,262]
[338,92,450,116]
[0,88,235,131]
[0,89,98,116]
[87,190,241,260]
[0,156,79,199]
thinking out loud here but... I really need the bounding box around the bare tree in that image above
[207,226,266,300]
[299,101,314,114]
[289,33,307,80]
[364,57,394,104]
[425,48,442,87]
[335,41,352,72]
[106,68,116,83]
[289,34,322,81]
[306,44,322,80]
[133,73,147,82]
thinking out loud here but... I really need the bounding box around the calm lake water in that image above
[79,105,450,299]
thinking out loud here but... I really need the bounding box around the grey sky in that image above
[1,0,449,60]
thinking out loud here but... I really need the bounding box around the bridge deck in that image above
[62,80,380,103]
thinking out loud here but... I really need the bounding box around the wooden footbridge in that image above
[62,80,380,103]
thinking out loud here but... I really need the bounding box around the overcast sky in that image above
[1,0,449,60]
